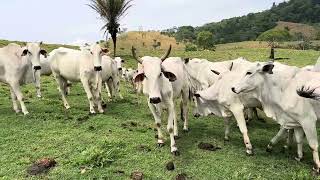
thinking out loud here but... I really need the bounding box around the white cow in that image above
[132,46,191,155]
[232,62,320,172]
[101,55,122,99]
[0,42,46,115]
[50,44,108,114]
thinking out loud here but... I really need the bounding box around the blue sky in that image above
[0,0,284,44]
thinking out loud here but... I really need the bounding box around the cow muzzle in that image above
[94,66,102,71]
[33,66,41,70]
[150,97,161,104]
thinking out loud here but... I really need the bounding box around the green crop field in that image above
[1,41,320,179]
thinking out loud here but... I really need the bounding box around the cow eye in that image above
[144,74,147,78]
[246,72,252,75]
[159,73,162,77]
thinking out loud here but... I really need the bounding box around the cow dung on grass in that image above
[198,142,221,151]
[166,161,175,171]
[176,173,187,180]
[27,158,56,175]
[131,171,143,180]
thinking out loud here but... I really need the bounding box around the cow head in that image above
[231,62,274,94]
[114,57,124,71]
[132,45,173,104]
[90,44,109,71]
[22,42,47,70]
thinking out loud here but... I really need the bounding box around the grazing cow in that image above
[232,62,320,172]
[0,42,46,115]
[132,45,191,155]
[50,44,108,114]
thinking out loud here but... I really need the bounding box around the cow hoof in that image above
[246,150,254,156]
[89,112,96,115]
[194,113,200,118]
[295,157,303,162]
[23,111,30,116]
[224,137,230,142]
[37,95,42,98]
[312,166,320,175]
[65,105,71,110]
[158,143,165,148]
[172,150,180,156]
[174,136,180,140]
[183,129,189,133]
[266,144,273,153]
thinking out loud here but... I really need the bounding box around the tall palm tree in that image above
[88,0,133,57]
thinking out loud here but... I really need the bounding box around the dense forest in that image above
[162,0,320,44]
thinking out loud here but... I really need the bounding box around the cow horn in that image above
[131,46,143,64]
[161,45,172,61]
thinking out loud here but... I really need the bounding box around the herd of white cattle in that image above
[1,42,320,172]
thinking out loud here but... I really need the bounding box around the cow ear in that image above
[261,64,274,74]
[134,73,145,83]
[21,49,29,56]
[163,71,177,82]
[40,49,47,58]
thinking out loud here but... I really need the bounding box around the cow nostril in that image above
[150,97,161,104]
[34,66,41,70]
[94,66,102,71]
[118,68,122,71]
[231,87,236,93]
[194,93,201,98]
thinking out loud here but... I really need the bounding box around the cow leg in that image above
[55,75,70,109]
[166,100,179,155]
[92,80,104,113]
[10,82,28,115]
[181,90,189,132]
[147,102,164,146]
[10,87,21,113]
[302,122,320,172]
[33,69,42,98]
[284,129,294,150]
[66,81,72,95]
[266,127,287,152]
[230,105,253,155]
[80,78,96,114]
[193,97,201,117]
[107,79,114,100]
[105,82,111,97]
[223,117,231,141]
[294,127,304,162]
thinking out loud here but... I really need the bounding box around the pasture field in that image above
[1,45,320,179]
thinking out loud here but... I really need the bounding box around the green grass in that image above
[0,42,320,179]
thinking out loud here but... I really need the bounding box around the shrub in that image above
[185,43,197,51]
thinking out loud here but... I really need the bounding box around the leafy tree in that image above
[257,29,292,59]
[197,31,215,50]
[175,26,196,42]
[88,0,133,57]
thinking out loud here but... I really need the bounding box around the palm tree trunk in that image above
[112,33,117,57]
